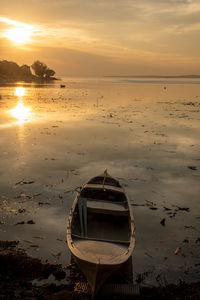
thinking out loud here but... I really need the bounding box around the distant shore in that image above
[0,76,59,84]
[105,75,200,79]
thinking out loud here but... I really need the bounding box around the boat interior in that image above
[71,187,131,244]
[81,187,127,203]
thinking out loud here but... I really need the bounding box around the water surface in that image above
[0,77,200,285]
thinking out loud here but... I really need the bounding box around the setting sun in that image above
[4,27,32,44]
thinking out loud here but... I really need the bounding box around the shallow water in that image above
[0,77,200,285]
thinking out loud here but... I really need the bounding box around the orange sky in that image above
[1,0,200,76]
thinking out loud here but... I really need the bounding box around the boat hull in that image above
[73,254,127,295]
[67,172,135,296]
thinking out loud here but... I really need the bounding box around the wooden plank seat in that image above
[86,199,128,215]
[71,233,130,245]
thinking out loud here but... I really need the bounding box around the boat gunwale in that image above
[71,233,131,245]
[83,183,125,193]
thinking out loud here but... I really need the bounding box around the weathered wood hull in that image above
[72,240,133,295]
[73,255,120,295]
[67,172,135,296]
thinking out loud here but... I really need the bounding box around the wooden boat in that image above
[66,171,135,296]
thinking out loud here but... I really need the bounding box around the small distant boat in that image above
[60,84,65,88]
[66,170,135,297]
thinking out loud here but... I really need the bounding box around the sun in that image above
[4,27,32,44]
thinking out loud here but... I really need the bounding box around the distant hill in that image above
[0,60,57,83]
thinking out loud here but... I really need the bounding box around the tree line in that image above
[0,60,56,83]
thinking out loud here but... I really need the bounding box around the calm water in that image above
[0,77,200,285]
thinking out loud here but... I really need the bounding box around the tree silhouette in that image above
[31,61,47,78]
[0,60,56,83]
[31,60,56,79]
[45,68,55,78]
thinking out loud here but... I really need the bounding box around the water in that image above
[0,77,200,285]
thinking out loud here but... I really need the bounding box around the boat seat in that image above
[86,199,128,216]
[71,233,130,245]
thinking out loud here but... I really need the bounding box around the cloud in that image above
[0,0,196,25]
[1,0,200,75]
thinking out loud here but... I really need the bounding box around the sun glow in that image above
[4,27,32,44]
[11,102,32,124]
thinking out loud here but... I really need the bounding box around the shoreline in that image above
[0,77,59,84]
[0,240,199,299]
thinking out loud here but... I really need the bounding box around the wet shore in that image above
[0,240,199,299]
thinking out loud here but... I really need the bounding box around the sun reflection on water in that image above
[11,101,32,124]
[15,87,25,97]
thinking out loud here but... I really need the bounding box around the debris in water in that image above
[183,102,196,106]
[16,193,41,199]
[145,200,155,207]
[15,220,35,225]
[15,221,25,225]
[173,205,190,212]
[149,207,158,210]
[187,166,197,170]
[15,181,35,185]
[174,247,181,255]
[184,226,196,230]
[183,239,189,243]
[27,220,35,224]
[163,206,171,211]
[160,218,166,226]
[18,208,26,213]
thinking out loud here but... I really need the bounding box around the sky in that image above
[0,0,200,76]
